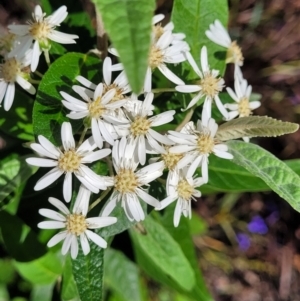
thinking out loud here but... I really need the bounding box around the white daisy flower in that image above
[176,46,228,120]
[122,92,175,165]
[75,57,131,103]
[156,168,205,227]
[0,50,36,111]
[8,5,78,71]
[26,122,110,202]
[205,20,244,76]
[60,81,129,149]
[101,137,164,222]
[38,185,117,259]
[225,76,261,142]
[168,111,233,183]
[109,29,186,93]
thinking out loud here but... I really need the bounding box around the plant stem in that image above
[34,70,44,78]
[175,107,195,131]
[88,187,112,211]
[78,127,88,146]
[44,50,50,66]
[29,79,41,84]
[151,88,177,93]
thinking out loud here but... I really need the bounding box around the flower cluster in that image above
[0,5,78,111]
[2,7,263,258]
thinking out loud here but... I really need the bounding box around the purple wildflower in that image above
[237,233,251,251]
[247,215,268,234]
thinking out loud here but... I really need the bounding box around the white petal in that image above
[85,230,107,248]
[70,236,79,259]
[61,234,73,255]
[157,195,177,210]
[200,46,209,73]
[48,197,70,214]
[77,136,97,153]
[91,118,103,149]
[47,5,67,25]
[47,231,68,247]
[26,157,57,167]
[101,194,118,217]
[31,41,40,72]
[47,30,78,44]
[38,136,60,158]
[183,93,203,111]
[185,51,202,77]
[152,14,165,24]
[94,83,103,100]
[215,95,228,120]
[213,149,233,159]
[86,217,117,228]
[61,122,75,150]
[144,67,152,92]
[226,87,239,102]
[103,57,112,85]
[3,83,15,111]
[136,188,160,208]
[158,65,185,85]
[38,221,65,229]
[173,200,182,227]
[80,234,90,255]
[176,85,201,93]
[82,148,111,163]
[34,167,63,190]
[249,101,261,110]
[16,75,36,94]
[63,172,72,203]
[75,76,96,89]
[148,128,173,145]
[0,82,7,104]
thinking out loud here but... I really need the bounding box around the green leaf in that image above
[72,245,104,301]
[33,52,102,144]
[161,205,213,301]
[67,12,96,37]
[130,216,195,291]
[14,252,63,284]
[0,210,46,262]
[172,0,228,77]
[0,90,34,140]
[31,284,54,301]
[92,0,155,93]
[104,248,142,301]
[0,154,38,210]
[216,116,299,141]
[227,140,300,212]
[62,256,80,301]
[0,259,15,284]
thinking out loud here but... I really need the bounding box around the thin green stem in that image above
[151,88,177,93]
[34,70,44,78]
[175,107,195,131]
[44,49,50,66]
[88,187,112,211]
[29,79,41,84]
[78,127,88,146]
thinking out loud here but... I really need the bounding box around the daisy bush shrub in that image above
[0,0,299,300]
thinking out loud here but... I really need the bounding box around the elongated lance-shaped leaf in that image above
[172,0,228,77]
[92,0,155,93]
[72,244,104,301]
[227,140,300,212]
[216,116,299,141]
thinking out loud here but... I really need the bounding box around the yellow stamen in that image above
[58,150,82,173]
[130,116,151,137]
[115,169,138,194]
[238,97,252,117]
[226,41,244,65]
[177,179,194,200]
[66,214,87,236]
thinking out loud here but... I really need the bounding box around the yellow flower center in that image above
[153,24,165,42]
[0,58,20,82]
[130,116,151,137]
[0,33,15,53]
[226,41,244,65]
[66,214,87,236]
[114,169,138,194]
[29,21,51,40]
[199,72,223,98]
[161,149,184,171]
[58,150,82,173]
[238,97,252,117]
[197,134,215,154]
[177,179,194,200]
[148,45,164,69]
[88,97,106,118]
[103,83,125,103]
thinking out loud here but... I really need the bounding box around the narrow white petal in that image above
[47,5,67,25]
[80,234,90,255]
[77,136,97,153]
[200,46,209,72]
[86,217,117,229]
[61,234,73,255]
[101,194,118,217]
[157,195,177,210]
[47,30,78,44]
[38,221,65,229]
[176,85,201,93]
[0,82,7,104]
[85,230,107,248]
[30,143,57,159]
[136,188,160,208]
[82,148,111,163]
[103,57,112,85]
[38,136,60,158]
[173,200,182,227]
[16,75,36,94]
[61,122,75,150]
[215,95,229,120]
[249,101,261,110]
[201,156,209,183]
[91,118,103,149]
[148,128,173,145]
[48,197,70,214]
[158,65,185,85]
[213,149,233,159]
[34,167,63,191]
[99,120,115,145]
[228,111,239,120]
[152,14,165,24]
[144,67,152,92]
[183,93,202,111]
[70,236,79,259]
[26,158,57,167]
[226,87,239,102]
[75,76,96,89]
[31,41,40,72]
[47,231,68,247]
[63,172,72,203]
[157,30,172,49]
[101,89,116,104]
[150,110,175,127]
[94,83,103,100]
[4,83,15,111]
